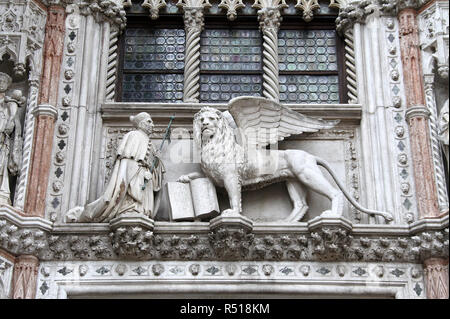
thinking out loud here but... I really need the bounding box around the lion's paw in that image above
[64,206,84,223]
[221,209,241,217]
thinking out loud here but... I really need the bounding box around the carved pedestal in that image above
[209,215,254,260]
[109,212,155,259]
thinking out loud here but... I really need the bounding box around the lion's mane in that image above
[193,107,244,175]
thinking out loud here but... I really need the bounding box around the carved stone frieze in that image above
[209,227,254,260]
[78,0,127,29]
[109,213,155,259]
[310,227,353,261]
[1,207,448,262]
[35,260,427,299]
[336,0,375,34]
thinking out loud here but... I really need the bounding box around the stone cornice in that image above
[0,206,448,262]
[377,0,433,15]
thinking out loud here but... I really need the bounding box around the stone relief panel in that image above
[101,121,362,223]
[0,252,13,299]
[35,260,426,299]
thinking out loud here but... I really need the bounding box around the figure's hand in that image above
[5,121,14,134]
[177,175,191,183]
[144,171,152,181]
[154,148,162,158]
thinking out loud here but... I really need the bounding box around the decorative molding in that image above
[218,0,245,21]
[295,0,320,22]
[31,104,58,118]
[36,260,427,298]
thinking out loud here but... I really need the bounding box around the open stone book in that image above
[166,178,220,221]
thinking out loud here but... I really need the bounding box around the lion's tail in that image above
[315,157,394,222]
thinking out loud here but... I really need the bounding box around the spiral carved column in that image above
[14,79,40,209]
[105,26,120,102]
[423,75,449,213]
[344,29,358,103]
[183,7,204,103]
[258,8,281,102]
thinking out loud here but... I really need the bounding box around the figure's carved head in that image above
[0,72,12,93]
[130,112,154,135]
[193,107,228,147]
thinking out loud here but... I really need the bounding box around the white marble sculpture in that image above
[178,96,394,222]
[65,112,165,223]
[438,98,449,165]
[0,72,25,205]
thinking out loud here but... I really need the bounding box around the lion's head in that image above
[193,107,242,167]
[193,107,232,147]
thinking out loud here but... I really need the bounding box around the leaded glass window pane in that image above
[200,28,263,103]
[278,30,337,72]
[279,75,339,104]
[124,28,185,71]
[200,74,262,103]
[200,29,262,71]
[122,73,184,102]
[121,27,185,102]
[278,22,342,104]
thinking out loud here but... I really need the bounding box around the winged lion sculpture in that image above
[178,96,393,222]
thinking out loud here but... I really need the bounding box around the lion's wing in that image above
[228,96,339,148]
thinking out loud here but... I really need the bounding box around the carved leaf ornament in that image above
[134,0,344,21]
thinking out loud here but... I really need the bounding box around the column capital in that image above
[257,7,282,33]
[32,104,58,119]
[183,6,205,33]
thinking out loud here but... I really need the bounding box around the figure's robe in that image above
[0,95,11,202]
[76,129,164,223]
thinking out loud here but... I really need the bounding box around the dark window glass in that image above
[120,23,185,102]
[199,26,263,103]
[278,17,346,104]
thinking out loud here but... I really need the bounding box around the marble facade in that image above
[0,0,448,299]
